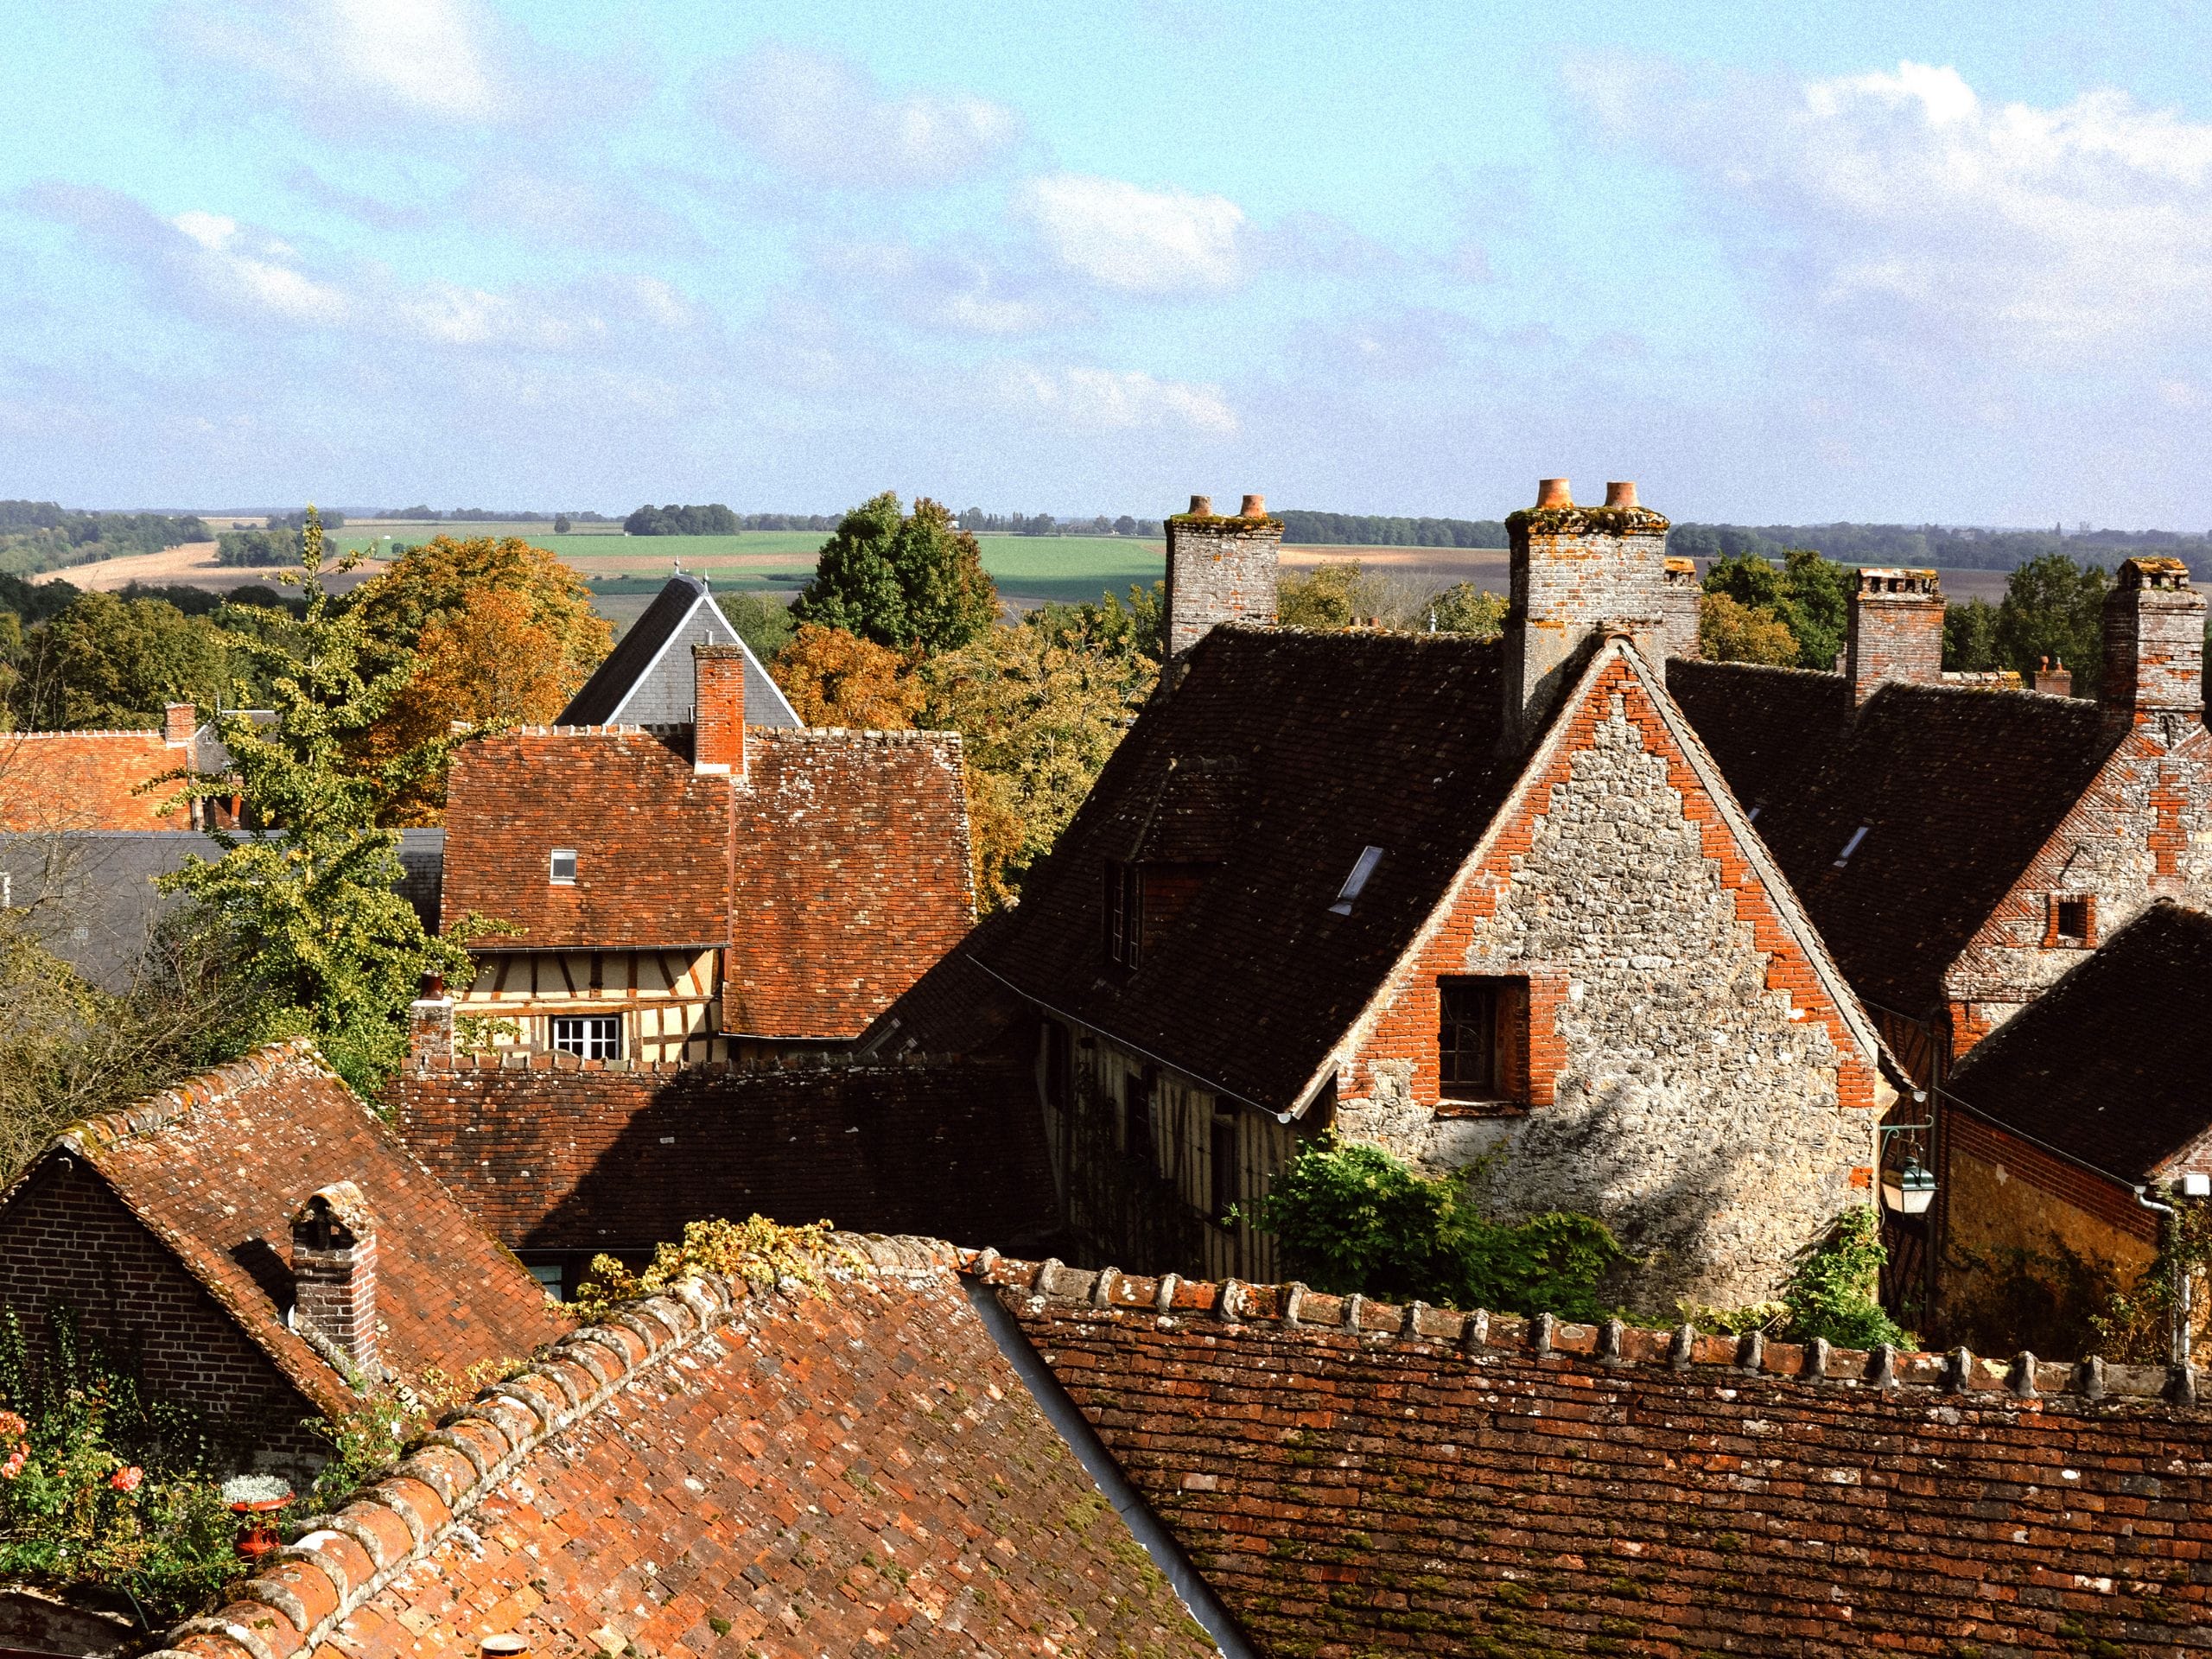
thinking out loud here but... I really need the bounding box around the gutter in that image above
[963,1277,1256,1659]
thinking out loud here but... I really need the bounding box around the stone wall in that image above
[1844,569,1945,705]
[1502,503,1669,740]
[1335,653,1885,1315]
[1162,509,1281,657]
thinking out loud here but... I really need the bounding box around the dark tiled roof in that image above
[557,572,797,728]
[978,1253,2212,1658]
[725,729,976,1039]
[162,1241,1214,1659]
[12,1042,564,1416]
[388,1058,1058,1256]
[855,906,1033,1062]
[1946,901,2212,1181]
[976,625,1534,1109]
[1674,663,2116,1017]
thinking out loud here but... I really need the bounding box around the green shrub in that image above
[1250,1135,1624,1320]
[1776,1206,1909,1349]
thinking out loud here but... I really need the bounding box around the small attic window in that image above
[1330,846,1385,915]
[1833,825,1870,870]
[550,848,578,885]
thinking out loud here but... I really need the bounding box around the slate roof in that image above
[160,1239,1215,1659]
[1671,661,2118,1018]
[2,1042,563,1417]
[1944,900,2212,1181]
[974,625,1541,1109]
[556,570,798,728]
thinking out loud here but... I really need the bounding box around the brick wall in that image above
[0,1157,321,1462]
[385,1056,1059,1260]
[1334,652,1885,1313]
[997,1256,2212,1658]
[1844,569,1944,706]
[1163,507,1281,656]
[1502,503,1669,740]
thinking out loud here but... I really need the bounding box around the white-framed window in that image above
[550,848,578,884]
[550,1014,620,1059]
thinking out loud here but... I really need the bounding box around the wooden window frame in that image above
[1102,859,1143,969]
[2043,893,2098,950]
[550,1013,621,1059]
[1436,975,1530,1112]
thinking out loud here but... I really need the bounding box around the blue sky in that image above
[3,1,2211,524]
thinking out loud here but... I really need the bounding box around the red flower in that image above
[109,1465,143,1493]
[1,1450,24,1481]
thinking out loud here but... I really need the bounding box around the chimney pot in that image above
[1240,493,1267,518]
[1188,494,1213,517]
[419,969,444,1001]
[1604,481,1638,509]
[1503,478,1669,745]
[1535,478,1573,508]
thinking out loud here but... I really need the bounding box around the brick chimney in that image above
[162,702,196,747]
[1163,493,1281,657]
[1845,569,1944,707]
[291,1182,378,1378]
[2031,657,2073,698]
[1502,478,1670,744]
[692,644,747,776]
[1662,556,1701,661]
[2102,557,2204,731]
[408,969,454,1070]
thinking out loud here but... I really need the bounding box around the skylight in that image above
[550,848,578,884]
[1833,825,1870,869]
[1330,846,1385,914]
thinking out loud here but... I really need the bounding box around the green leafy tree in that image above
[43,592,234,728]
[794,493,999,652]
[1995,554,2108,694]
[1424,582,1508,638]
[1252,1135,1626,1320]
[1279,561,1372,629]
[1699,592,1799,665]
[1701,548,1852,671]
[158,511,474,1093]
[1943,596,2003,672]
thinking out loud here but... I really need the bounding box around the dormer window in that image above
[550,849,578,885]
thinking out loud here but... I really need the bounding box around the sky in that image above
[3,2,2212,524]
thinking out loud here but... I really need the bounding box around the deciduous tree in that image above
[793,493,998,652]
[1699,592,1800,665]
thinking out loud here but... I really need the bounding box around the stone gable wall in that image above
[1336,655,1884,1313]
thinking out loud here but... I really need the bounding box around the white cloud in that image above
[809,241,1068,336]
[702,46,1019,188]
[988,364,1237,433]
[1020,174,1246,294]
[1573,56,2212,364]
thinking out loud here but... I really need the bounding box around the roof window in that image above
[550,848,578,885]
[1330,846,1385,914]
[1833,825,1870,869]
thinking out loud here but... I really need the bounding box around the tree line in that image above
[0,502,212,577]
[1674,520,2212,576]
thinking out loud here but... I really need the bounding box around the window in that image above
[2050,894,2095,948]
[1330,846,1386,914]
[527,1262,564,1299]
[550,1014,620,1058]
[1210,1113,1239,1223]
[550,848,578,884]
[1833,824,1871,869]
[1103,859,1141,969]
[1439,977,1500,1098]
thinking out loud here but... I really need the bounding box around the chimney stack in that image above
[2031,657,2073,698]
[1502,476,1671,743]
[408,969,454,1069]
[162,702,196,747]
[291,1182,379,1379]
[1845,569,1945,707]
[1661,557,1701,661]
[2101,557,2204,731]
[1163,491,1281,657]
[692,645,748,776]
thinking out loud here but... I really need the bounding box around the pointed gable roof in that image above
[557,570,799,728]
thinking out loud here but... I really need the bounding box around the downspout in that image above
[2134,1184,2192,1371]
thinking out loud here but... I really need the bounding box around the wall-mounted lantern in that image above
[1883,1154,1936,1216]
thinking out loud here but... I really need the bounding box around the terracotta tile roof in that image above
[1673,663,2117,1016]
[14,1041,564,1416]
[725,728,975,1039]
[974,625,1541,1108]
[855,906,1032,1061]
[159,1239,1213,1659]
[557,572,799,728]
[0,729,192,830]
[1946,899,2212,1181]
[441,727,733,949]
[387,1058,1059,1256]
[975,1252,2212,1658]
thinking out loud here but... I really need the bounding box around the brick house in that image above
[0,1042,564,1468]
[1936,899,2212,1347]
[927,483,1899,1311]
[439,638,975,1065]
[0,702,243,832]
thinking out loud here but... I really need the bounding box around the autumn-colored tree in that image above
[1698,592,1800,665]
[346,536,611,823]
[768,623,926,729]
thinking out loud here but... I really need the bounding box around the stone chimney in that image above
[2102,557,2205,732]
[162,702,197,747]
[291,1181,378,1378]
[692,644,748,776]
[1163,493,1281,657]
[1662,556,1701,662]
[1502,478,1670,744]
[408,969,454,1069]
[1845,569,1944,707]
[2031,657,2073,698]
